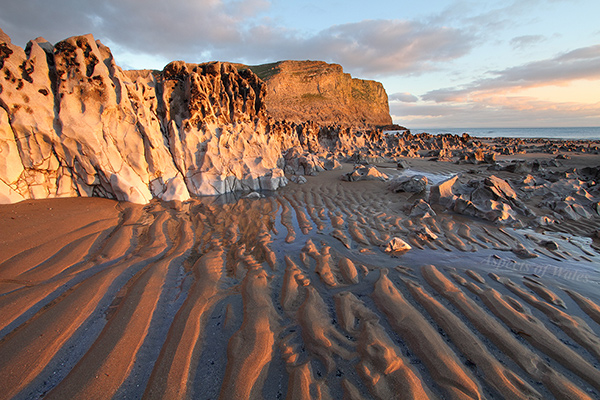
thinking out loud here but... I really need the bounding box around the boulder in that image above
[290,175,308,184]
[390,175,428,193]
[384,237,412,253]
[323,158,342,170]
[409,199,437,218]
[504,161,531,174]
[341,166,388,182]
[429,174,532,225]
[397,160,410,169]
[429,175,460,208]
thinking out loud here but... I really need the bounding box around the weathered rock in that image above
[460,149,496,164]
[397,160,410,169]
[341,166,388,182]
[0,29,287,203]
[416,226,438,241]
[503,161,532,174]
[429,174,531,225]
[429,175,460,208]
[409,199,437,218]
[389,175,428,193]
[323,158,342,171]
[290,175,308,184]
[484,153,496,164]
[384,237,412,253]
[284,147,324,176]
[512,244,539,259]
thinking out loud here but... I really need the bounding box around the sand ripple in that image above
[1,188,599,399]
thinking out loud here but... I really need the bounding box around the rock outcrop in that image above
[0,29,289,203]
[5,28,599,206]
[429,174,532,225]
[1,29,404,204]
[242,60,392,127]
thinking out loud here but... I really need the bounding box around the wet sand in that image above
[1,156,600,399]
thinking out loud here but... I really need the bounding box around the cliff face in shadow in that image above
[244,60,392,127]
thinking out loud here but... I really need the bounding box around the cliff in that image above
[243,60,392,127]
[0,29,402,204]
[0,30,289,204]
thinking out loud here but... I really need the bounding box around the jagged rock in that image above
[384,237,412,253]
[409,199,437,218]
[429,175,460,208]
[284,147,324,176]
[429,174,531,225]
[416,226,438,241]
[389,175,428,193]
[503,161,531,174]
[435,148,453,162]
[397,160,410,169]
[484,153,496,164]
[537,216,556,225]
[0,29,288,203]
[459,149,496,164]
[578,166,600,182]
[484,175,518,201]
[290,175,307,184]
[323,158,342,171]
[341,166,388,182]
[551,199,592,220]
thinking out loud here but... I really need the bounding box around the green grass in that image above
[246,62,282,81]
[300,93,327,102]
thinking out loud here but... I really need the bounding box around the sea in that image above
[409,127,600,140]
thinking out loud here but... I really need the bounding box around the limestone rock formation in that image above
[0,29,288,203]
[242,60,392,127]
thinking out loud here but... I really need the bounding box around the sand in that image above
[1,154,600,399]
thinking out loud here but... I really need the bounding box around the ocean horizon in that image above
[410,126,600,140]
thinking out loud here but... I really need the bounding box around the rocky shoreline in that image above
[3,28,599,206]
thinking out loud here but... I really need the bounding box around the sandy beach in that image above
[1,151,600,400]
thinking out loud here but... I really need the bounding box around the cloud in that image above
[389,92,419,102]
[510,35,545,50]
[422,44,600,102]
[0,0,269,60]
[0,1,475,77]
[297,20,474,76]
[391,97,600,128]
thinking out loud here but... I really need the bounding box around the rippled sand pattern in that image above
[1,185,600,399]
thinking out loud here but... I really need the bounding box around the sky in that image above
[1,0,599,128]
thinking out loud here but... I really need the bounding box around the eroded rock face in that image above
[0,30,288,203]
[245,60,392,127]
